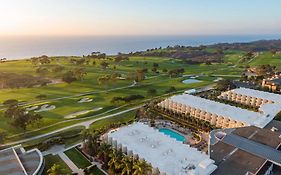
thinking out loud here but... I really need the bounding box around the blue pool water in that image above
[182,79,202,84]
[159,128,186,142]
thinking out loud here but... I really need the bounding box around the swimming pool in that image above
[182,79,202,84]
[159,128,186,142]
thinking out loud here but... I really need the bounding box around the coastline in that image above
[1,35,281,60]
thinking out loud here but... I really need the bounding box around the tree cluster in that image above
[85,52,107,59]
[111,95,144,104]
[62,68,87,84]
[31,55,51,65]
[114,55,129,63]
[215,79,236,91]
[97,73,121,85]
[0,72,50,89]
[4,105,42,131]
[168,68,184,77]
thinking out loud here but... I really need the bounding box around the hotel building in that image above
[218,88,281,118]
[104,123,217,175]
[157,94,274,128]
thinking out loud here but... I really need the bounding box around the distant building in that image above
[104,122,217,175]
[157,94,273,128]
[0,145,44,175]
[242,68,259,78]
[218,88,281,118]
[210,126,281,175]
[262,74,281,93]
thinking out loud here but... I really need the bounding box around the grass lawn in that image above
[64,147,92,169]
[90,166,106,175]
[43,154,72,175]
[90,110,136,129]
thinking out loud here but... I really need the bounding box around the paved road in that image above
[1,106,141,147]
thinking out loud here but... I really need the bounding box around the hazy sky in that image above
[0,0,281,36]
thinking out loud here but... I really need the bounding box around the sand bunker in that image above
[64,107,103,119]
[78,97,93,103]
[26,106,39,111]
[213,77,223,82]
[35,104,56,112]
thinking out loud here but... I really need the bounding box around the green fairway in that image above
[249,52,281,68]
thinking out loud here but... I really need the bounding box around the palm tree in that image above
[97,142,111,164]
[47,164,66,175]
[81,129,100,156]
[108,149,122,172]
[133,159,152,175]
[120,156,133,175]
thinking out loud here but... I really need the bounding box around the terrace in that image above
[0,145,44,175]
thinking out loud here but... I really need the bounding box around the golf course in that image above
[0,49,280,144]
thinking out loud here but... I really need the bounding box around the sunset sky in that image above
[0,0,281,36]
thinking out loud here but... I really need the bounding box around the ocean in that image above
[0,35,281,60]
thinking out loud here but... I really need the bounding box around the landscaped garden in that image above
[43,154,72,175]
[65,147,92,169]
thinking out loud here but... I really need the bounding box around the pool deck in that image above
[159,128,186,142]
[156,125,196,145]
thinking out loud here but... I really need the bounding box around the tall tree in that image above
[4,106,42,131]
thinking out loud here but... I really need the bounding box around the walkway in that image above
[58,152,84,175]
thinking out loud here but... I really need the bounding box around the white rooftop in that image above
[231,87,281,104]
[108,123,217,175]
[169,94,273,128]
[226,88,281,122]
